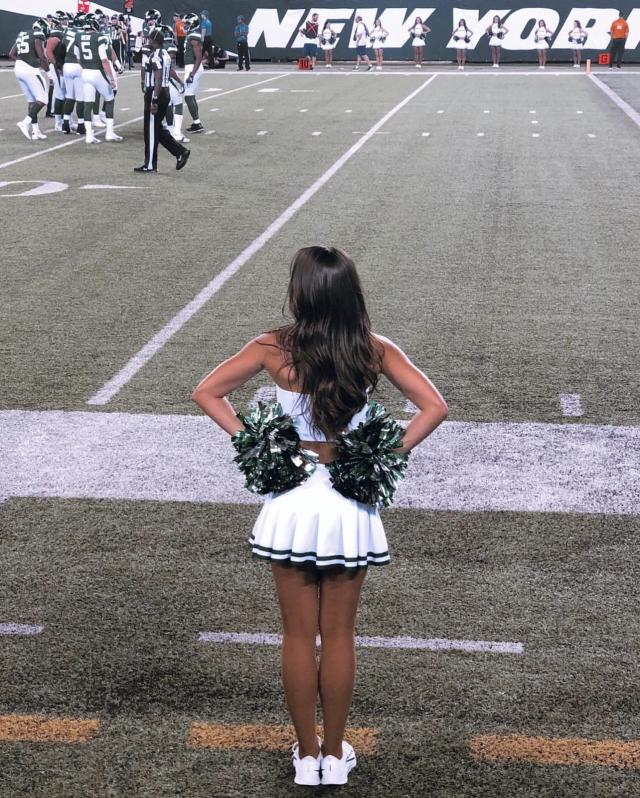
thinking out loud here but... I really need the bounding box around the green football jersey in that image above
[64,27,79,64]
[77,30,109,69]
[14,30,45,68]
[47,26,67,66]
[184,31,202,65]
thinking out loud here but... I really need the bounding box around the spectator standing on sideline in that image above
[201,10,213,68]
[353,15,374,71]
[235,15,250,71]
[609,12,628,68]
[174,12,185,67]
[134,29,190,173]
[299,13,320,69]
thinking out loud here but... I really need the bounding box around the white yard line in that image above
[87,74,439,405]
[0,75,288,173]
[199,631,524,655]
[560,394,583,417]
[2,409,639,515]
[589,73,640,128]
[0,93,23,101]
[0,623,43,636]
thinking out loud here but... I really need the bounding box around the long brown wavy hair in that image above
[274,246,382,439]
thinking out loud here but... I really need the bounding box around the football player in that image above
[45,11,69,131]
[61,13,86,135]
[158,23,188,143]
[182,12,204,133]
[78,13,121,143]
[9,18,50,141]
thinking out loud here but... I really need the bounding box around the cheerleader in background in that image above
[486,15,508,67]
[320,23,337,68]
[534,19,553,68]
[370,18,389,70]
[408,17,431,67]
[452,19,473,69]
[568,20,588,67]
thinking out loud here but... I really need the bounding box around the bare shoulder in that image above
[254,331,282,349]
[371,333,406,362]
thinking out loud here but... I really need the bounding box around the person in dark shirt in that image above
[234,15,250,71]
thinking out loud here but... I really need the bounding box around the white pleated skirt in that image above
[249,464,390,569]
[412,37,426,47]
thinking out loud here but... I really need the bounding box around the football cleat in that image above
[85,135,101,144]
[186,122,204,133]
[54,120,63,131]
[32,129,47,140]
[133,165,157,172]
[176,149,191,170]
[92,116,106,128]
[76,123,86,135]
[105,132,123,141]
[17,120,31,140]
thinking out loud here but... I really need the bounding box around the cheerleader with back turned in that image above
[192,246,448,787]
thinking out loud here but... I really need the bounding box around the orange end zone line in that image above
[187,723,378,755]
[470,734,640,769]
[0,714,100,744]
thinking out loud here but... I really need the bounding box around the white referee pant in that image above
[63,62,83,101]
[49,62,65,100]
[14,60,48,105]
[82,68,115,104]
[183,63,203,96]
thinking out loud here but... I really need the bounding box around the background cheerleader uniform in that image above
[452,26,469,48]
[370,28,387,48]
[249,386,390,569]
[489,24,505,47]
[535,27,550,48]
[569,28,586,48]
[411,24,426,47]
[320,29,336,50]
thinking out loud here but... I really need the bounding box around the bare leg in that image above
[272,563,320,759]
[318,568,367,758]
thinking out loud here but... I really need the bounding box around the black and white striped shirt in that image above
[144,47,171,90]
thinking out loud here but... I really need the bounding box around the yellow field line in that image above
[470,734,640,769]
[0,714,100,744]
[187,723,378,754]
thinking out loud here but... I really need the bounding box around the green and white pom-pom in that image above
[328,401,409,509]
[231,402,318,495]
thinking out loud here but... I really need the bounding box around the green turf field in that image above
[1,65,640,797]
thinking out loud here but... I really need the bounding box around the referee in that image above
[134,29,190,173]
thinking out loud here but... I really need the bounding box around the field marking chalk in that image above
[80,185,143,190]
[0,714,100,744]
[187,722,378,754]
[257,130,268,135]
[87,74,439,405]
[199,631,524,654]
[589,73,640,129]
[470,734,640,769]
[3,411,639,514]
[0,93,23,101]
[532,132,540,137]
[560,394,583,417]
[588,133,596,138]
[0,623,43,636]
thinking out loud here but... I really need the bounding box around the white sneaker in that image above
[17,120,31,140]
[105,132,123,142]
[321,741,357,786]
[458,65,464,70]
[292,744,321,786]
[174,134,190,143]
[32,129,47,140]
[415,63,421,68]
[86,135,101,144]
[376,65,382,70]
[493,63,499,68]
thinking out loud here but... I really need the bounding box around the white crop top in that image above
[276,385,369,442]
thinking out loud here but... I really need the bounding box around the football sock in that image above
[185,95,199,120]
[174,112,183,136]
[104,99,115,120]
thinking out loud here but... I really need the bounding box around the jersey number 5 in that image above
[80,37,93,60]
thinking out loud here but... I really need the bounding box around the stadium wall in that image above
[1,2,639,61]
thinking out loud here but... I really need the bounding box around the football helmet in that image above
[144,8,162,23]
[32,17,50,35]
[182,13,200,32]
[158,24,175,43]
[83,12,100,31]
[74,13,86,27]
